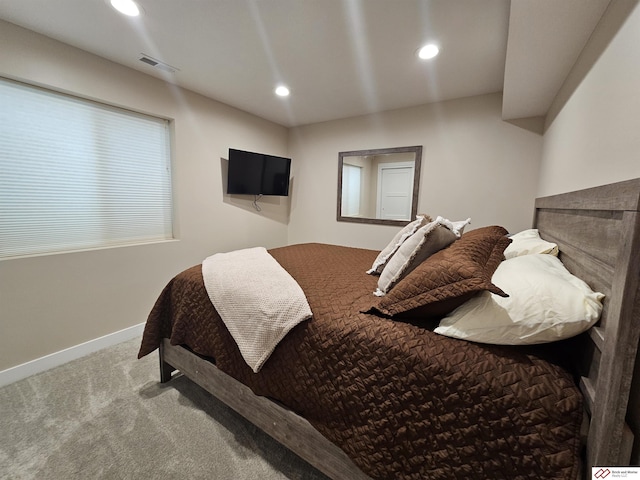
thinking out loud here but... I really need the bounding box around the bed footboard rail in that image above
[159,341,176,383]
[159,339,372,480]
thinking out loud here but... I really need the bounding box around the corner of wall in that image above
[545,0,640,130]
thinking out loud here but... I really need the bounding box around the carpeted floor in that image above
[0,338,330,480]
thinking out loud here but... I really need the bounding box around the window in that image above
[0,77,173,259]
[341,164,362,217]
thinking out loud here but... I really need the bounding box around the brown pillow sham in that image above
[370,225,511,319]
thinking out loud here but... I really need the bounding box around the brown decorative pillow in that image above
[370,226,511,319]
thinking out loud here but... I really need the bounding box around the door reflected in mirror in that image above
[337,146,422,226]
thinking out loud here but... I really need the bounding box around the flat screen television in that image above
[227,149,291,196]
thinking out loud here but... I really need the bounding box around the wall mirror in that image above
[337,145,422,226]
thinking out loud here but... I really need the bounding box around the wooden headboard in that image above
[534,178,640,468]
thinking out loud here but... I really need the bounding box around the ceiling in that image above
[0,0,612,127]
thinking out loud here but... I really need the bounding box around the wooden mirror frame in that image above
[337,145,422,226]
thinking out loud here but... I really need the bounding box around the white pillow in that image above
[367,215,427,274]
[375,216,470,296]
[434,254,604,345]
[503,228,558,259]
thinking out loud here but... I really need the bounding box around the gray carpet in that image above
[0,338,330,480]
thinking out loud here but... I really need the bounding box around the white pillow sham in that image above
[374,216,470,296]
[503,228,558,259]
[367,215,427,274]
[434,254,604,345]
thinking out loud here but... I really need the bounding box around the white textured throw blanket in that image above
[202,247,312,373]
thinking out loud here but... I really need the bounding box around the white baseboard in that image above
[0,323,145,388]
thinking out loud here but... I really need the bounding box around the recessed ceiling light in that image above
[110,0,141,17]
[417,44,439,60]
[275,85,290,97]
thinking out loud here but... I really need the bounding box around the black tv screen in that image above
[227,149,291,196]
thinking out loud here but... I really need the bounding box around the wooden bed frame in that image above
[158,177,640,479]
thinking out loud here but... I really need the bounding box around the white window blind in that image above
[0,77,173,259]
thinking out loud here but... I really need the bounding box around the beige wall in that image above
[288,92,543,250]
[538,1,640,196]
[0,21,289,371]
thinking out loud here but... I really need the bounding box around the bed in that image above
[138,178,640,479]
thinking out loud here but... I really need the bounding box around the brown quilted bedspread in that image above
[138,243,583,480]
